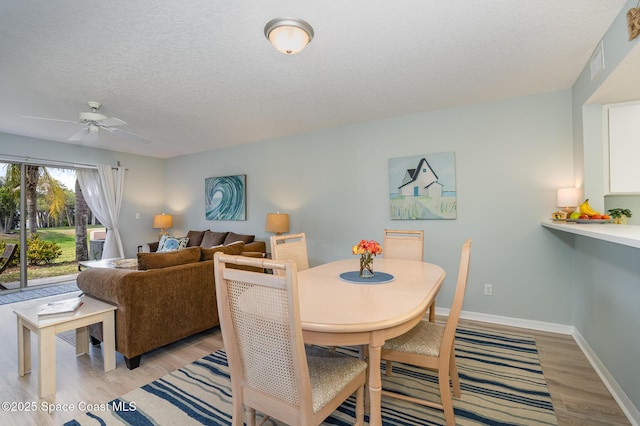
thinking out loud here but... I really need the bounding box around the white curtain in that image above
[77,165,125,259]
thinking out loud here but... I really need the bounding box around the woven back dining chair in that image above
[383,229,424,261]
[380,239,472,426]
[383,229,435,322]
[214,253,367,426]
[270,232,309,276]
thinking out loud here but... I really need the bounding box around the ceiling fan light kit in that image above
[79,111,107,122]
[21,100,151,144]
[264,17,314,55]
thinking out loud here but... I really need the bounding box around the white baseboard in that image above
[440,307,639,426]
[435,307,575,335]
[572,329,640,426]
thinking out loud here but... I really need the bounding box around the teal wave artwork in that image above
[205,175,246,220]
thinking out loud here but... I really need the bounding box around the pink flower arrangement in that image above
[351,240,383,256]
[352,240,382,277]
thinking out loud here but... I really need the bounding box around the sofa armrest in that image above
[244,240,266,253]
[236,251,266,273]
[76,268,140,306]
[141,241,159,253]
[241,251,265,258]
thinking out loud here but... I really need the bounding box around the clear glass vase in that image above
[359,253,374,278]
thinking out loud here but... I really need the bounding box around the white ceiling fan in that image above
[21,101,151,144]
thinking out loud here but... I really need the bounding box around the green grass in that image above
[0,225,105,284]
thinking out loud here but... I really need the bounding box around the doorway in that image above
[0,161,99,292]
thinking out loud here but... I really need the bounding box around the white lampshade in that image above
[264,18,314,55]
[557,188,579,208]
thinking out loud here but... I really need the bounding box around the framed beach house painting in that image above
[205,174,246,220]
[389,152,457,220]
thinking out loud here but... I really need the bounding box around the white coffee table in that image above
[78,257,137,270]
[13,295,117,397]
[78,257,122,270]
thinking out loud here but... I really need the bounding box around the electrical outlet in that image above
[484,284,493,296]
[135,212,140,219]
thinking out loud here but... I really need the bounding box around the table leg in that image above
[429,300,436,322]
[102,311,116,371]
[76,326,89,356]
[17,317,31,376]
[38,327,56,398]
[367,343,382,426]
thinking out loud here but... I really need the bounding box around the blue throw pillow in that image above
[157,235,189,252]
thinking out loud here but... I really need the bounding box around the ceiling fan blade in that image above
[21,115,80,124]
[110,128,152,144]
[68,128,89,142]
[100,117,127,127]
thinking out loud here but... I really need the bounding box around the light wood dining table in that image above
[297,257,446,426]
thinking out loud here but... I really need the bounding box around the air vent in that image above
[590,40,604,80]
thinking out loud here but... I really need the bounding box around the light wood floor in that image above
[457,318,630,426]
[0,294,630,426]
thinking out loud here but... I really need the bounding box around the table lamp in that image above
[265,212,290,235]
[557,188,579,215]
[153,213,173,240]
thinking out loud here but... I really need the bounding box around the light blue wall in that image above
[574,237,640,407]
[572,0,640,209]
[0,133,165,256]
[569,0,640,417]
[165,90,576,324]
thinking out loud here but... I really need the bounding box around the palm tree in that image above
[5,164,90,262]
[0,183,18,233]
[5,164,66,234]
[75,179,89,261]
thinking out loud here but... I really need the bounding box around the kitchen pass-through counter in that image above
[542,220,640,249]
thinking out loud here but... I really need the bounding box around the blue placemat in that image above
[339,271,395,284]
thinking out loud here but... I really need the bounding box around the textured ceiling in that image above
[0,1,632,159]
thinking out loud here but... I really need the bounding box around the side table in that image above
[78,257,137,271]
[13,295,117,398]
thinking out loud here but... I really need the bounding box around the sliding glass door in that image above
[0,161,21,291]
[0,160,99,292]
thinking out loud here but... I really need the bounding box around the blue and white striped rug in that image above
[65,326,558,425]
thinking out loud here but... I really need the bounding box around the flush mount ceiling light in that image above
[264,17,314,55]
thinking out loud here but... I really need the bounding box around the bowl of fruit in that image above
[567,199,611,223]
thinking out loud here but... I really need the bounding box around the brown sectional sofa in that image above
[77,232,266,369]
[141,229,265,254]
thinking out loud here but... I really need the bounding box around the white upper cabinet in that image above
[606,102,640,194]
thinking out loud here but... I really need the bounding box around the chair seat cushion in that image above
[306,346,367,414]
[383,320,445,357]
